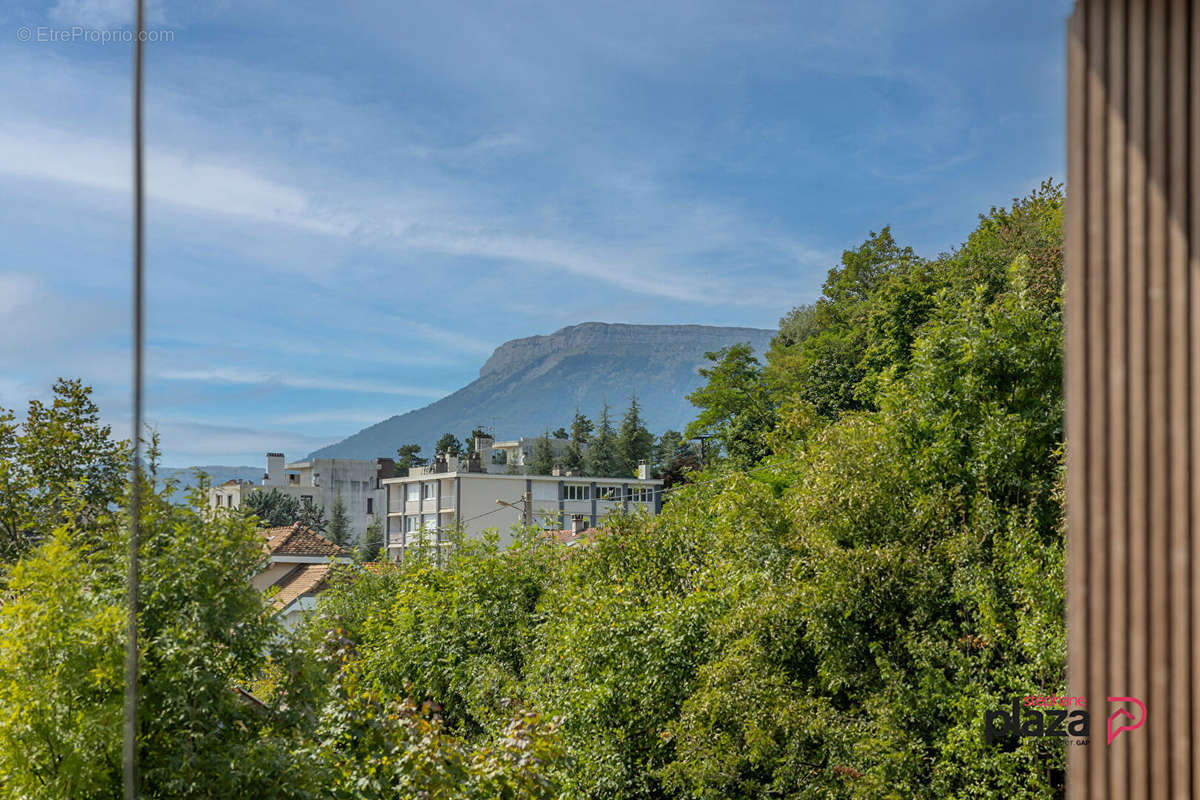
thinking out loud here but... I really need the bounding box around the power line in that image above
[123,1,145,798]
[457,497,527,525]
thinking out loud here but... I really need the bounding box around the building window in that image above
[405,515,417,532]
[301,495,313,508]
[629,487,652,503]
[422,513,437,530]
[595,486,618,501]
[422,482,436,500]
[563,484,591,501]
[406,483,419,502]
[227,494,234,507]
[366,497,374,514]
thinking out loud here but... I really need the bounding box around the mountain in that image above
[309,322,776,460]
[157,465,262,492]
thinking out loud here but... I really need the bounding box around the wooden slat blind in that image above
[1066,1,1196,796]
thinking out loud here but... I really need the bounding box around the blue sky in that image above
[0,0,1072,467]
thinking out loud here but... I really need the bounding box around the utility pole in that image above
[496,493,533,526]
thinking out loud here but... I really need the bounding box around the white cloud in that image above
[0,125,350,236]
[0,272,38,315]
[0,119,813,307]
[401,321,499,356]
[156,367,450,398]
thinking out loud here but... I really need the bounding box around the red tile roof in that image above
[270,563,331,610]
[262,523,347,558]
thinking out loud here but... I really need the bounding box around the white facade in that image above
[381,468,663,559]
[209,452,393,542]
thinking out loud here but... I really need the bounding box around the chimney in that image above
[570,514,588,535]
[475,434,493,468]
[265,452,285,486]
[375,458,396,487]
[637,459,650,480]
[552,463,563,477]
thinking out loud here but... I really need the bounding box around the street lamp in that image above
[496,493,533,525]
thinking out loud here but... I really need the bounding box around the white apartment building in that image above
[382,444,662,559]
[491,436,571,467]
[209,452,395,541]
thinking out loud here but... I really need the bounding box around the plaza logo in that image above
[983,695,1146,746]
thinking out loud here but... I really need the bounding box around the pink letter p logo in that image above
[1106,696,1147,745]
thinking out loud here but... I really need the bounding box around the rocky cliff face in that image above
[478,322,774,378]
[308,322,776,461]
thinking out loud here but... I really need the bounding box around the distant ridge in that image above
[308,322,775,460]
[157,465,262,492]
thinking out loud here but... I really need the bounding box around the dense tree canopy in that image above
[0,182,1067,798]
[301,182,1067,798]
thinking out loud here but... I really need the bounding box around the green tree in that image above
[562,411,592,475]
[435,433,464,456]
[551,427,569,440]
[466,427,491,450]
[396,444,428,472]
[653,429,685,472]
[528,430,556,476]
[569,410,593,443]
[304,666,564,800]
[765,227,924,420]
[0,530,124,798]
[328,492,351,548]
[583,403,620,477]
[653,429,697,488]
[616,394,655,477]
[685,344,775,468]
[359,517,384,562]
[0,379,127,559]
[298,501,328,535]
[664,185,1066,798]
[0,464,311,798]
[242,488,301,528]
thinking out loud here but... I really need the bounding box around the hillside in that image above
[158,465,262,492]
[308,322,775,460]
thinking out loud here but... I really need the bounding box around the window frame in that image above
[563,484,591,501]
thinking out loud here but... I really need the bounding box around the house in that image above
[381,437,663,560]
[254,523,353,630]
[210,452,395,543]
